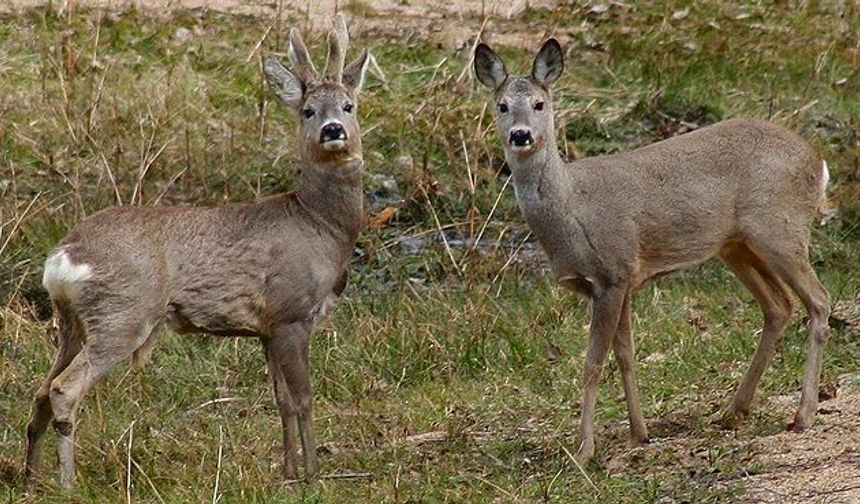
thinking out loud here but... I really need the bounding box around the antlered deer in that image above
[475,39,830,463]
[25,15,370,487]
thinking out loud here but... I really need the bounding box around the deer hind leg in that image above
[132,323,162,370]
[612,293,649,446]
[48,350,96,489]
[49,317,160,488]
[720,242,794,427]
[25,301,85,481]
[263,341,301,481]
[745,235,830,431]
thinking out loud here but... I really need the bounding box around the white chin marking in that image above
[321,140,346,151]
[43,249,93,302]
[510,144,534,153]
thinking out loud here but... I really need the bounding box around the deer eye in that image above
[343,103,354,114]
[498,103,509,113]
[534,101,544,111]
[301,108,315,119]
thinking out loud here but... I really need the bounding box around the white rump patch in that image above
[42,249,93,301]
[821,160,830,195]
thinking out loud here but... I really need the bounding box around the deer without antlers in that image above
[25,15,370,487]
[475,39,831,463]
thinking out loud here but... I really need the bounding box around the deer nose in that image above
[509,128,534,147]
[320,122,347,143]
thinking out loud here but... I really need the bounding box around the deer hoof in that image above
[627,435,649,449]
[787,419,810,433]
[719,410,746,430]
[574,439,595,466]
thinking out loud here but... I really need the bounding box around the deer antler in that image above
[288,28,319,84]
[323,13,349,83]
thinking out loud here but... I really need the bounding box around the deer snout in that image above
[508,128,534,149]
[320,122,348,150]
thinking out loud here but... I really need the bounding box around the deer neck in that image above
[296,157,365,244]
[507,141,565,207]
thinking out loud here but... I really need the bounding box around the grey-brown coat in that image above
[475,39,830,463]
[25,15,370,487]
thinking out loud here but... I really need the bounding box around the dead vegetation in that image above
[1,1,859,502]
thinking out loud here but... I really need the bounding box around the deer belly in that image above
[557,274,595,298]
[165,294,263,337]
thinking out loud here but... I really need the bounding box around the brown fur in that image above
[476,39,831,463]
[25,15,370,488]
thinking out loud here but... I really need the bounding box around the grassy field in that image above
[1,2,859,502]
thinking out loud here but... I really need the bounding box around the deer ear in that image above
[264,57,304,110]
[532,38,563,87]
[343,49,370,95]
[474,43,507,89]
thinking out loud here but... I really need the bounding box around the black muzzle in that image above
[320,122,347,143]
[509,128,534,147]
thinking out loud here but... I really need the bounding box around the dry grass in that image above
[1,2,859,502]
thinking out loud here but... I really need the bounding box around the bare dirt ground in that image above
[1,0,560,48]
[603,374,860,503]
[2,0,554,18]
[741,378,860,504]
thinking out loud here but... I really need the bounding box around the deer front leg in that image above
[613,293,649,447]
[269,321,319,481]
[263,342,301,481]
[575,285,627,464]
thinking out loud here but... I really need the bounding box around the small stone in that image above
[395,154,414,171]
[317,442,340,456]
[173,27,193,43]
[672,8,689,20]
[371,173,400,196]
[644,352,666,364]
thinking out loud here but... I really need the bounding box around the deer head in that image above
[264,15,371,164]
[474,39,564,160]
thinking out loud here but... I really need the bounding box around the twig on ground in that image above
[320,471,374,481]
[195,397,245,410]
[212,426,224,504]
[560,443,600,496]
[126,419,134,504]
